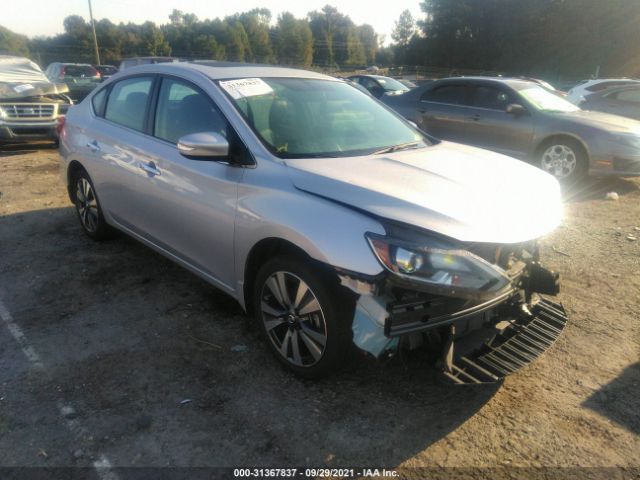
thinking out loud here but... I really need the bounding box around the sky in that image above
[3,0,424,45]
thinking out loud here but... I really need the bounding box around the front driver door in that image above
[463,84,534,158]
[130,76,245,292]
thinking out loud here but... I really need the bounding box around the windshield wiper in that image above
[371,141,422,155]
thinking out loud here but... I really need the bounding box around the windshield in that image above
[518,85,579,112]
[376,77,410,92]
[220,77,427,158]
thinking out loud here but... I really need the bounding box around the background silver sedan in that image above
[382,77,640,181]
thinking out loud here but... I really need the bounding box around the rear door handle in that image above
[86,140,100,152]
[139,161,161,177]
[470,114,481,122]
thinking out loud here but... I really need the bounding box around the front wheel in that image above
[539,139,587,182]
[253,256,353,378]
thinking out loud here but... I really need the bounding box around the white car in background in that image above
[567,78,640,105]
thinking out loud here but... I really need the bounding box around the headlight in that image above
[366,232,513,301]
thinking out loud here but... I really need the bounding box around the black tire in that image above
[253,255,354,378]
[537,137,588,183]
[72,168,113,240]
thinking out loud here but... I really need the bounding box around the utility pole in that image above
[88,0,101,65]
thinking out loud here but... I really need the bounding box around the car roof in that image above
[124,56,177,61]
[433,76,536,88]
[352,74,395,80]
[583,78,640,85]
[119,61,336,81]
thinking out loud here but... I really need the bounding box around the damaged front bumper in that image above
[340,243,567,384]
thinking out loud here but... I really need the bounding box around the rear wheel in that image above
[73,169,112,240]
[253,256,353,378]
[538,138,587,182]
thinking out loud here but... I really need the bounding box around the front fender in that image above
[234,186,386,304]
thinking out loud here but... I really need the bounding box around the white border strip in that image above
[0,296,119,479]
[0,298,43,368]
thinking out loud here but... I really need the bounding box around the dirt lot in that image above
[0,145,638,476]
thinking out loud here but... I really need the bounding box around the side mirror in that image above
[506,103,528,116]
[177,132,229,159]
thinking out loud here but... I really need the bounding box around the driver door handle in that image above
[139,161,161,177]
[86,140,100,152]
[470,114,481,122]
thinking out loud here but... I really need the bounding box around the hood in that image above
[0,81,69,100]
[0,56,69,99]
[557,109,640,134]
[285,142,563,244]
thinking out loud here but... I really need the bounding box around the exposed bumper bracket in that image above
[440,298,568,385]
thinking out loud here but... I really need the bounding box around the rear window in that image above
[63,65,98,78]
[104,77,153,132]
[97,66,118,75]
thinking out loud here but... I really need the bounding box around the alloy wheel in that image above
[541,144,577,179]
[260,271,328,367]
[76,177,99,233]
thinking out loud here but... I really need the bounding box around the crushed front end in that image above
[340,225,568,384]
[0,57,72,144]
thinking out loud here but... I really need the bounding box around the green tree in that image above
[392,10,415,47]
[274,12,312,66]
[357,24,378,66]
[238,9,274,62]
[0,25,30,56]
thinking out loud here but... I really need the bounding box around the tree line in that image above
[2,1,640,80]
[0,7,379,69]
[388,0,640,80]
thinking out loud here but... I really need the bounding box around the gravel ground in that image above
[0,145,638,476]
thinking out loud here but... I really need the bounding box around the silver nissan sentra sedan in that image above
[59,62,568,382]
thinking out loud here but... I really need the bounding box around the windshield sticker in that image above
[13,84,35,93]
[219,78,273,99]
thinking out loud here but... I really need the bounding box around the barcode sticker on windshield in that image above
[219,78,273,99]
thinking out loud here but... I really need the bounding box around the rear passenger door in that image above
[129,75,245,291]
[463,83,534,158]
[85,75,156,232]
[418,83,472,142]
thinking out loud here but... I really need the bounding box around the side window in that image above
[104,76,153,132]
[421,84,470,105]
[91,88,107,117]
[154,77,228,144]
[471,85,513,110]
